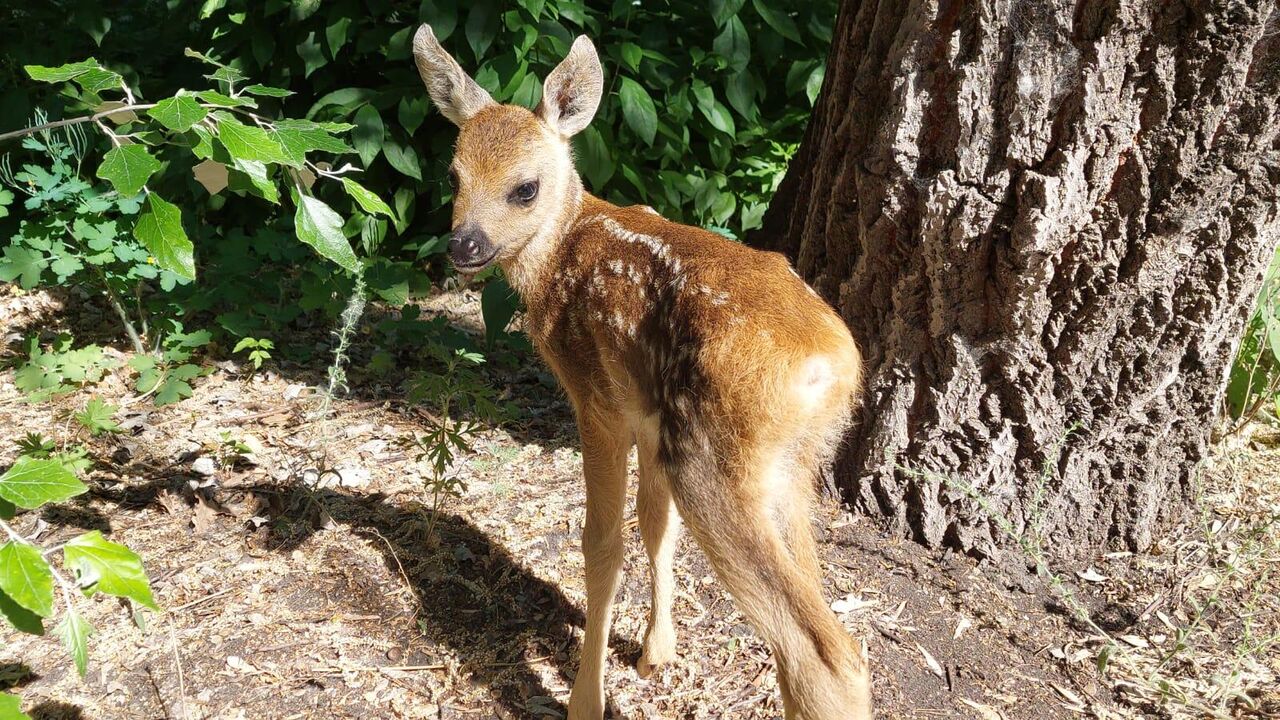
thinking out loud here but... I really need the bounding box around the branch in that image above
[0,104,157,144]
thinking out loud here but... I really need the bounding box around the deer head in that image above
[412,24,603,284]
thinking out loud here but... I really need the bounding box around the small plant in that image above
[406,345,508,539]
[73,397,122,437]
[11,335,117,402]
[232,336,274,371]
[214,431,253,470]
[0,452,158,700]
[1227,246,1280,429]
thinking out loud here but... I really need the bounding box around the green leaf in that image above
[0,590,43,635]
[713,16,751,73]
[751,0,802,42]
[294,193,359,272]
[96,145,161,197]
[709,0,746,27]
[228,158,280,204]
[297,31,327,77]
[133,194,195,281]
[352,104,384,168]
[56,608,94,677]
[74,67,124,95]
[0,457,87,509]
[618,77,657,146]
[701,100,735,136]
[0,542,54,617]
[725,71,758,120]
[0,498,14,520]
[74,398,120,436]
[273,127,350,168]
[806,63,826,105]
[195,90,257,108]
[620,42,643,72]
[242,84,293,97]
[24,59,101,83]
[466,0,500,58]
[481,276,520,346]
[0,246,48,289]
[341,178,393,217]
[382,140,422,181]
[0,692,31,720]
[397,95,429,135]
[148,95,208,132]
[573,125,614,189]
[214,113,290,165]
[326,16,353,57]
[63,531,157,610]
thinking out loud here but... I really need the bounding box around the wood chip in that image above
[916,642,945,679]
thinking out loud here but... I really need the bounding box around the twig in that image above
[168,618,190,720]
[0,103,158,143]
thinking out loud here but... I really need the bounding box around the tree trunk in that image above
[755,0,1280,555]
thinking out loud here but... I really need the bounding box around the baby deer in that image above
[413,25,872,720]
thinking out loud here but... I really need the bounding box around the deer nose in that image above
[448,224,495,269]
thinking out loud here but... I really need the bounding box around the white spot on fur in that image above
[795,356,836,407]
[639,205,660,215]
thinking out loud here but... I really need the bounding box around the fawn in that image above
[412,24,872,720]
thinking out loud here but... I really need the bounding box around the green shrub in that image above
[184,0,837,239]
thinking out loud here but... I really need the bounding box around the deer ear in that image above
[413,24,494,126]
[537,35,603,138]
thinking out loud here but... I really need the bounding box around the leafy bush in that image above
[191,0,836,239]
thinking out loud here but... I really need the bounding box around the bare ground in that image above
[1,285,1276,720]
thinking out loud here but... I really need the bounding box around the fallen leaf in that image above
[954,616,972,640]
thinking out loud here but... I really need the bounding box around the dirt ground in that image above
[1,285,1276,720]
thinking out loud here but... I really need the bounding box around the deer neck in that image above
[500,171,586,302]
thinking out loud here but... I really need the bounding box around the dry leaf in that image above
[156,489,187,515]
[954,616,973,640]
[193,159,229,195]
[97,100,137,124]
[193,495,221,534]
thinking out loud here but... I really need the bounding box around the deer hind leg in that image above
[635,422,681,678]
[567,411,630,720]
[667,444,872,720]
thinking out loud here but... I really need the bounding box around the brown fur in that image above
[413,24,873,720]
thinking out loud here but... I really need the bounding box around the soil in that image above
[0,285,1275,720]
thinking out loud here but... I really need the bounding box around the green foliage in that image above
[190,0,832,240]
[74,398,122,436]
[12,336,117,402]
[0,692,31,720]
[1228,248,1280,426]
[0,435,156,678]
[233,336,275,370]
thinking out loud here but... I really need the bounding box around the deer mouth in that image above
[452,247,499,273]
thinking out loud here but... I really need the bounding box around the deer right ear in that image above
[412,24,494,127]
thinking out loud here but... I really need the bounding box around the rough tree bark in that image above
[754,0,1280,554]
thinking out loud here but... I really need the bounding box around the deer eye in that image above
[510,180,539,205]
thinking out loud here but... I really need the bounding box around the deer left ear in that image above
[537,35,603,138]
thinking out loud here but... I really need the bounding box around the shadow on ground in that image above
[80,465,631,719]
